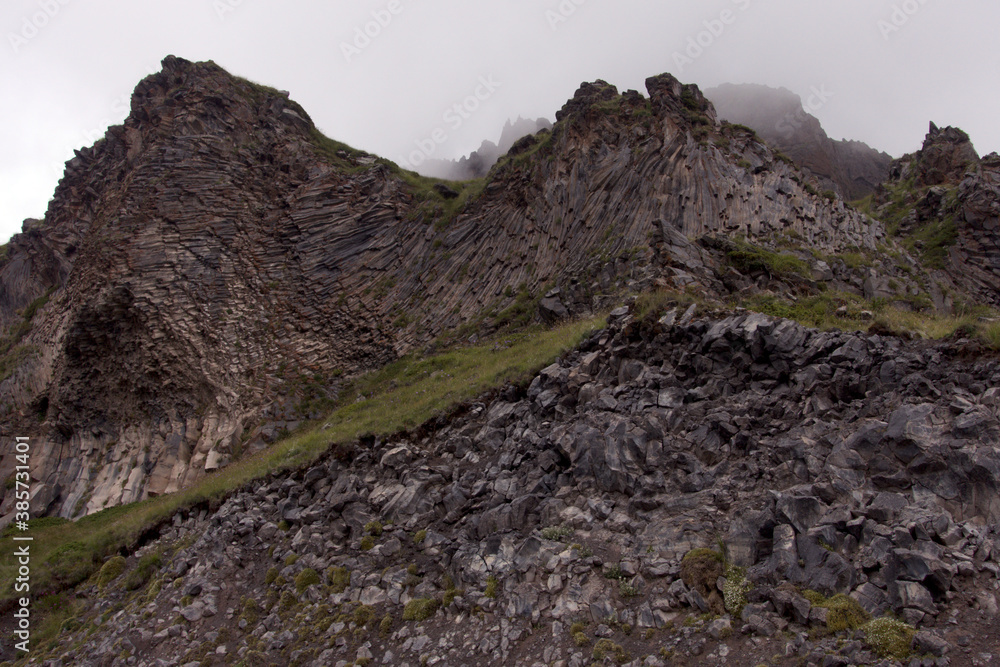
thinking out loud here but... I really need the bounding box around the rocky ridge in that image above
[873,123,1000,307]
[30,306,1000,666]
[0,59,897,519]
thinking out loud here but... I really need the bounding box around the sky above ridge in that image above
[2,0,999,243]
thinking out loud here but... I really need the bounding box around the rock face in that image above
[0,59,890,518]
[706,83,893,200]
[37,308,1000,666]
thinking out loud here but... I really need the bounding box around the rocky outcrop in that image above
[706,83,893,200]
[875,123,1000,306]
[35,307,1000,666]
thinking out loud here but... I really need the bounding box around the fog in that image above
[2,0,999,242]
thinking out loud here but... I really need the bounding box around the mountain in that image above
[418,116,553,181]
[0,58,901,520]
[706,83,893,201]
[1,56,1000,666]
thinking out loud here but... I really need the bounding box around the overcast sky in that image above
[2,0,999,243]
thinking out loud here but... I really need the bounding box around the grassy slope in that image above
[0,317,604,603]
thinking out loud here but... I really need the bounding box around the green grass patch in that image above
[905,215,958,269]
[725,239,808,279]
[123,550,162,591]
[738,292,1000,349]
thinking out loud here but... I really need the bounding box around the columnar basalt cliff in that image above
[0,59,896,519]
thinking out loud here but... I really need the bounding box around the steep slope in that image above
[706,83,892,200]
[1,59,890,519]
[18,307,1000,666]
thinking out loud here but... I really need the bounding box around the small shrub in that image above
[277,520,290,532]
[441,587,463,606]
[571,543,593,558]
[484,575,499,599]
[294,568,320,593]
[96,556,126,589]
[603,563,625,580]
[360,535,375,551]
[805,591,870,632]
[573,631,590,647]
[592,638,629,664]
[540,525,573,541]
[402,598,441,621]
[723,565,752,617]
[265,567,280,586]
[379,613,393,637]
[413,529,427,545]
[364,520,383,537]
[353,604,376,627]
[863,617,914,661]
[618,580,639,598]
[284,553,299,566]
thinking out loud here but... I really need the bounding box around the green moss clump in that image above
[413,529,427,545]
[364,520,383,536]
[573,631,590,646]
[284,553,299,566]
[123,551,162,591]
[353,604,376,627]
[360,535,375,551]
[294,568,320,593]
[327,566,350,593]
[264,566,280,586]
[379,613,394,637]
[96,556,126,589]
[863,617,915,661]
[402,598,441,622]
[805,591,870,632]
